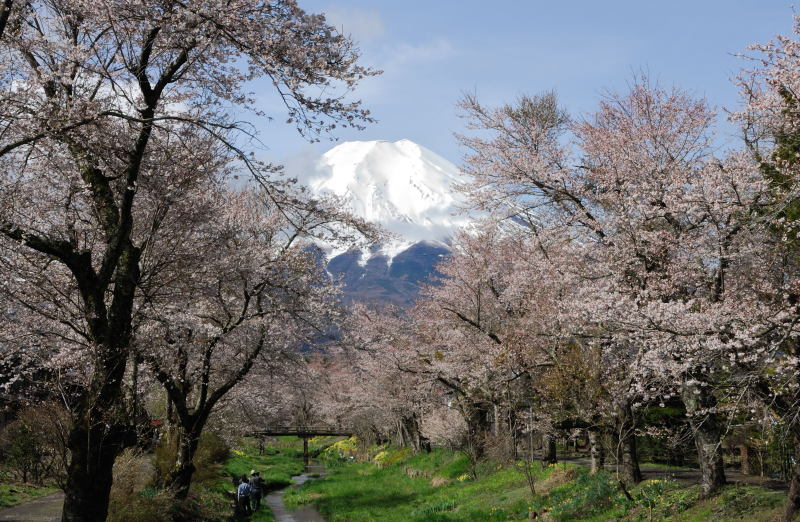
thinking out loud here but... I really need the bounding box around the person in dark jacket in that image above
[249,470,264,511]
[236,474,252,516]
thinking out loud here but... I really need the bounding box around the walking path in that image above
[0,492,63,522]
[0,451,153,522]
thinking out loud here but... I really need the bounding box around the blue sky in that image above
[255,1,795,167]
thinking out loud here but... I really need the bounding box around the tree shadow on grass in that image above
[318,490,417,511]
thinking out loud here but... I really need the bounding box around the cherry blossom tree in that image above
[734,16,800,519]
[132,182,362,498]
[337,304,440,452]
[0,1,377,519]
[456,79,775,495]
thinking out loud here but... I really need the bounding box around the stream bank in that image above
[264,460,326,522]
[281,446,789,521]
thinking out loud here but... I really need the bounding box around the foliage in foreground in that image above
[285,447,786,521]
[102,434,336,521]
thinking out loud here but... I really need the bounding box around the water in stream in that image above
[264,461,326,522]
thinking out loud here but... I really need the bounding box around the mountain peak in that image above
[308,140,469,258]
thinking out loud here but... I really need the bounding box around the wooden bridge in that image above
[249,425,353,438]
[248,425,353,464]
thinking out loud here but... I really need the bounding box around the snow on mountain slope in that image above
[306,139,471,261]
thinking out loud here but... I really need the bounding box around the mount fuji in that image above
[302,139,470,305]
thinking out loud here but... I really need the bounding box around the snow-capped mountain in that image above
[301,139,470,305]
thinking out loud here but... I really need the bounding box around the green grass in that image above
[282,446,788,521]
[194,436,341,522]
[0,482,58,508]
[284,448,536,521]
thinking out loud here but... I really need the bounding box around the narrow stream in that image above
[264,460,326,522]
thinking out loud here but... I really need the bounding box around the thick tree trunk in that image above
[589,429,605,474]
[61,424,120,521]
[681,378,726,498]
[61,355,129,522]
[541,435,557,465]
[782,429,800,521]
[396,420,410,448]
[169,427,201,500]
[615,400,642,485]
[400,414,429,454]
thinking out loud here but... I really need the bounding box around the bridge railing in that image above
[247,425,353,436]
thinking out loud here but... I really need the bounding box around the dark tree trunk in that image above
[461,401,492,459]
[541,435,557,465]
[420,435,432,453]
[589,429,605,474]
[61,429,119,522]
[61,354,129,522]
[169,427,201,500]
[400,414,428,454]
[681,378,726,498]
[782,428,800,521]
[615,400,642,485]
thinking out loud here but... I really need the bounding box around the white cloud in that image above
[385,38,455,67]
[279,143,327,188]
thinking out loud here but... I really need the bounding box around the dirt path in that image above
[0,450,155,522]
[0,492,63,522]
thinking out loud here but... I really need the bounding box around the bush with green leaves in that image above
[0,402,70,486]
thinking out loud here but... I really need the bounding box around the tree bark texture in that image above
[589,429,605,474]
[541,435,557,465]
[399,414,429,454]
[61,353,129,521]
[169,427,201,500]
[681,378,726,498]
[615,400,642,485]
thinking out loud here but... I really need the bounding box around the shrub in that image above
[153,429,229,485]
[713,484,784,518]
[0,402,70,486]
[322,437,358,461]
[192,431,230,482]
[109,432,229,522]
[108,448,166,522]
[546,469,618,520]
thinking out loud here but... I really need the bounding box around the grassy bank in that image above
[99,433,341,521]
[0,481,58,509]
[284,442,786,521]
[195,436,338,521]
